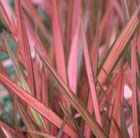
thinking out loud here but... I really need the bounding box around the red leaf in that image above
[81,21,102,126]
[15,0,34,95]
[0,73,77,138]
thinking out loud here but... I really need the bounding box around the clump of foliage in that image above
[0,0,139,138]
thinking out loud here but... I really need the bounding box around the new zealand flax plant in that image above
[0,0,139,137]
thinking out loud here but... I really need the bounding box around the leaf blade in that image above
[37,50,108,138]
[98,5,140,85]
[0,73,77,138]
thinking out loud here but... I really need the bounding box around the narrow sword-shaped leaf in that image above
[81,21,102,126]
[68,25,80,93]
[37,51,108,138]
[51,0,69,106]
[4,37,46,130]
[131,38,139,138]
[98,5,140,85]
[15,0,34,95]
[14,1,47,129]
[65,0,73,59]
[71,0,81,36]
[109,71,123,138]
[121,2,139,137]
[22,0,51,42]
[51,0,67,83]
[0,73,77,138]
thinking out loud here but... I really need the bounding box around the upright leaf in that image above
[51,0,69,106]
[67,25,80,93]
[5,37,47,130]
[14,0,34,95]
[81,21,102,126]
[98,5,140,84]
[131,38,139,138]
[38,50,108,138]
